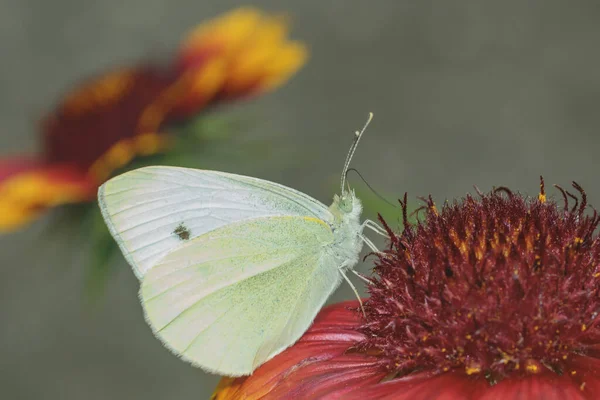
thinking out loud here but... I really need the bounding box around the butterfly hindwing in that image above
[140,215,341,376]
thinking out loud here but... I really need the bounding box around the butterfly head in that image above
[330,190,362,225]
[333,191,356,213]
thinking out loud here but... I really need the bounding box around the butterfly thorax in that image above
[327,191,364,271]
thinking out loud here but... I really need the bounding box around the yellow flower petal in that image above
[62,70,135,116]
[210,377,243,400]
[182,8,263,57]
[133,132,171,156]
[0,173,87,205]
[224,15,291,92]
[178,7,307,97]
[0,200,42,232]
[88,132,171,182]
[185,58,228,106]
[0,169,94,232]
[259,41,308,91]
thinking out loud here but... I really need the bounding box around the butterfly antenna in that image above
[346,168,397,208]
[340,112,374,195]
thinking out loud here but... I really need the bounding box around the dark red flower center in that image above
[360,179,600,384]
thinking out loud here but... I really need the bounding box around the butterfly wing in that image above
[98,166,332,278]
[141,215,341,376]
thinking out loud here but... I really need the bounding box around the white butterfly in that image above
[98,113,384,376]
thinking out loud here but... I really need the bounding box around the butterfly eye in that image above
[339,196,353,213]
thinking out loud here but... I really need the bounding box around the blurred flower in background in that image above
[0,7,307,233]
[213,182,600,399]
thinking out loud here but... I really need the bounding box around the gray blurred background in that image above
[1,0,600,399]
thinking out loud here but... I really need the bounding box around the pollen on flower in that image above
[525,359,541,374]
[359,179,600,385]
[465,364,481,375]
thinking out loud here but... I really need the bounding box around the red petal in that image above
[478,369,586,400]
[338,371,488,400]
[265,355,385,400]
[299,300,366,342]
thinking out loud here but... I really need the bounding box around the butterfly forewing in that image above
[98,166,333,278]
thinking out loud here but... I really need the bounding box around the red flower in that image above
[213,180,600,399]
[0,7,307,232]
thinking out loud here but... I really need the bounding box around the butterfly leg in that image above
[360,233,381,254]
[351,269,373,285]
[338,261,366,318]
[361,219,389,238]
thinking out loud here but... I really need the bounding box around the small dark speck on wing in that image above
[173,223,191,240]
